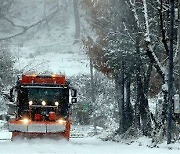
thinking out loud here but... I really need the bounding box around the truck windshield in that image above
[28,87,65,103]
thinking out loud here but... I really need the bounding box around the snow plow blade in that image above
[8,120,70,140]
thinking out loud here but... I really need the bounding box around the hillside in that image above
[1,0,89,76]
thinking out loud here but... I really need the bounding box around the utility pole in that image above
[178,0,180,99]
[167,0,175,144]
[90,57,97,134]
[121,58,125,134]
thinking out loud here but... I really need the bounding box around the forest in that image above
[78,0,179,144]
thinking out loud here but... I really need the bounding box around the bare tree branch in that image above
[43,0,50,31]
[142,0,167,82]
[3,15,26,29]
[122,21,135,43]
[127,0,167,82]
[0,8,58,41]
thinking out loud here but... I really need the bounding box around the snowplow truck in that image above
[8,74,77,140]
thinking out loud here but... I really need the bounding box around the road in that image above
[0,130,179,154]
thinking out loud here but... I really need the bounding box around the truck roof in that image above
[20,74,66,85]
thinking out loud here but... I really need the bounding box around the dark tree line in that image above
[80,0,179,141]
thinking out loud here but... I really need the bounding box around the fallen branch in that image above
[0,8,58,41]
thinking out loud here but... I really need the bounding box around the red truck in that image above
[8,74,77,140]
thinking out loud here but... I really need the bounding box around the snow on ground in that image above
[12,43,89,77]
[0,130,179,154]
[0,126,179,154]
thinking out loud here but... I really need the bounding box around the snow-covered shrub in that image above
[70,72,118,129]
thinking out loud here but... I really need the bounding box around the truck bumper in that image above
[8,120,66,133]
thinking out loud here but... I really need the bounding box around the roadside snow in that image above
[0,136,179,154]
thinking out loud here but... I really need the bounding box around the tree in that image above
[80,0,179,139]
[81,0,152,135]
[0,43,14,119]
[178,0,180,96]
[0,44,14,91]
[167,0,175,144]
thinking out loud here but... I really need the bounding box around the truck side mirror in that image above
[8,87,18,102]
[71,98,77,104]
[71,89,77,97]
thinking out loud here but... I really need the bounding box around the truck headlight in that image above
[55,101,59,106]
[29,101,33,105]
[42,101,46,106]
[58,118,66,125]
[21,118,30,124]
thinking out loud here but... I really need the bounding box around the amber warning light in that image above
[21,74,66,85]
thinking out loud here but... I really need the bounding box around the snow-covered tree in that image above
[80,0,179,138]
[71,72,117,129]
[0,44,14,119]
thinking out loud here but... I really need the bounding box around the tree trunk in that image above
[144,62,153,103]
[114,68,125,134]
[158,0,169,56]
[125,75,133,130]
[178,0,180,97]
[134,37,141,130]
[136,37,152,136]
[167,0,175,144]
[121,60,125,133]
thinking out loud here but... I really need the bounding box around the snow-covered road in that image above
[0,132,179,154]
